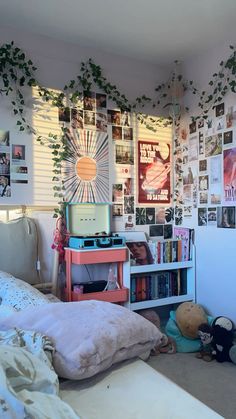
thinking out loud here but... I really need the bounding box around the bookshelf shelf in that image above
[123,245,196,311]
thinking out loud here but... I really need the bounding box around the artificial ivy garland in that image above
[1,41,236,214]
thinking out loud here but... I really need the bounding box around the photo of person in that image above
[124,196,134,214]
[107,110,121,125]
[96,112,107,132]
[58,107,70,123]
[217,206,235,228]
[83,91,96,111]
[112,204,123,217]
[96,93,107,109]
[112,126,122,140]
[146,207,155,224]
[0,130,10,147]
[199,159,207,172]
[155,207,166,224]
[123,127,133,141]
[199,175,209,191]
[84,111,96,127]
[124,177,133,195]
[12,145,25,161]
[126,241,154,265]
[189,121,196,134]
[71,109,83,129]
[121,111,130,126]
[112,184,123,202]
[115,144,134,165]
[205,134,222,157]
[124,214,134,231]
[0,153,10,175]
[198,208,207,226]
[0,175,11,197]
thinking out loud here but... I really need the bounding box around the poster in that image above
[138,141,171,204]
[224,147,236,202]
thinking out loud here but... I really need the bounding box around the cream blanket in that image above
[0,329,79,419]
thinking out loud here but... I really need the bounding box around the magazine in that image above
[173,227,194,261]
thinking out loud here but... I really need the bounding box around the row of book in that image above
[148,228,194,264]
[130,270,187,303]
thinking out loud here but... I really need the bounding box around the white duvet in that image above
[0,300,162,380]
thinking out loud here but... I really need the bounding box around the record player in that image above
[65,202,126,250]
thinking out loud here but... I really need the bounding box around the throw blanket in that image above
[0,329,79,419]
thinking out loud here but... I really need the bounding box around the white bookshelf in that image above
[123,245,196,311]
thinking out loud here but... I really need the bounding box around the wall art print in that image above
[62,129,109,203]
[138,141,171,204]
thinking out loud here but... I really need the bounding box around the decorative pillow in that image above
[0,271,50,310]
[165,310,214,353]
[0,300,163,380]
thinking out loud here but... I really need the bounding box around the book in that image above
[173,227,194,261]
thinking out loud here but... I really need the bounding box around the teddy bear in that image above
[139,309,176,355]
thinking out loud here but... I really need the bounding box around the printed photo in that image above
[0,130,10,147]
[83,91,96,111]
[146,207,155,224]
[149,224,164,237]
[208,208,217,226]
[217,206,236,228]
[123,127,133,141]
[216,117,224,131]
[165,207,174,223]
[12,145,25,161]
[112,184,123,202]
[184,206,192,217]
[112,126,122,140]
[124,196,134,214]
[112,203,123,217]
[188,136,198,161]
[0,175,11,197]
[199,175,209,191]
[0,153,10,175]
[205,134,222,157]
[224,147,236,202]
[107,110,121,125]
[58,107,70,123]
[121,111,130,126]
[223,131,233,145]
[199,131,204,155]
[155,207,166,224]
[96,93,107,109]
[115,144,134,165]
[199,159,207,172]
[199,191,208,205]
[135,207,146,225]
[123,177,133,195]
[84,111,96,127]
[96,112,107,132]
[164,224,173,240]
[210,156,222,184]
[124,214,135,231]
[189,121,196,134]
[198,119,204,129]
[175,206,183,225]
[71,109,83,129]
[126,241,154,265]
[198,208,207,226]
[215,103,225,117]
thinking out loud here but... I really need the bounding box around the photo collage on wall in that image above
[58,91,135,214]
[0,130,28,198]
[174,101,236,228]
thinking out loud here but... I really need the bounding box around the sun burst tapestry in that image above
[62,129,109,203]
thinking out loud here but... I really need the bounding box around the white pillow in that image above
[0,300,163,380]
[0,271,50,310]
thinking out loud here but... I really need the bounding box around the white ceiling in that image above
[1,0,236,65]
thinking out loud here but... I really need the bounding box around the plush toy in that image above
[139,309,176,355]
[175,302,208,339]
[211,316,235,363]
[196,323,213,362]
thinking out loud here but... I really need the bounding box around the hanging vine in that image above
[1,41,236,214]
